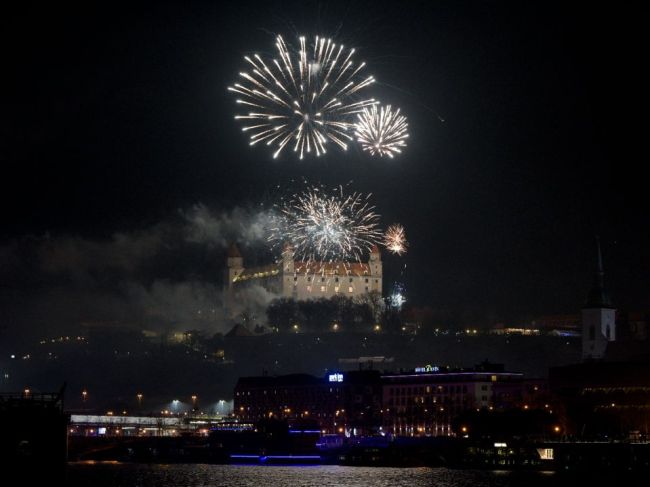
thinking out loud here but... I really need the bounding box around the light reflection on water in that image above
[65,462,563,487]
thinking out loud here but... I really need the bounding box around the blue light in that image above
[266,455,321,459]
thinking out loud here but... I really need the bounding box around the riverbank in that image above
[68,435,650,472]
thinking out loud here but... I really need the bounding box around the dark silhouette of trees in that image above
[266,294,392,333]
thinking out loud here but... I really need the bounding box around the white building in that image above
[224,243,382,312]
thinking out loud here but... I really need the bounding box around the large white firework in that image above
[383,223,408,255]
[355,104,408,157]
[270,186,382,262]
[228,35,377,159]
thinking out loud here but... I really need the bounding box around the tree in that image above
[266,297,300,332]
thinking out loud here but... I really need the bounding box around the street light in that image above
[82,389,88,403]
[137,393,143,409]
[191,395,198,411]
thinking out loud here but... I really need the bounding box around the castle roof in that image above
[232,260,376,282]
[294,261,371,276]
[227,243,242,258]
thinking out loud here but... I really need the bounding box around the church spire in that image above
[584,236,614,309]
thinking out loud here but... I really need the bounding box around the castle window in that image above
[375,280,378,283]
[307,277,311,282]
[321,277,325,282]
[348,286,354,293]
[606,325,611,339]
[335,277,339,283]
[320,286,326,292]
[365,278,368,283]
[307,285,312,292]
[365,286,369,291]
[294,277,297,281]
[335,287,339,293]
[349,278,353,283]
[589,325,595,340]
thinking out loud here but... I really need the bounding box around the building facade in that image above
[381,367,528,436]
[233,371,382,435]
[234,365,545,438]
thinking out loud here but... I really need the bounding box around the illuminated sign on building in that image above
[414,364,440,373]
[328,373,344,382]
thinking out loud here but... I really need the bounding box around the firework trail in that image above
[383,223,408,255]
[269,185,382,263]
[355,104,408,157]
[228,35,377,159]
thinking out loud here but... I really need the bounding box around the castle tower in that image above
[582,238,616,360]
[281,243,295,297]
[226,242,244,283]
[369,244,382,294]
[281,242,295,274]
[224,243,244,316]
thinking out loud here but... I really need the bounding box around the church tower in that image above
[582,238,616,360]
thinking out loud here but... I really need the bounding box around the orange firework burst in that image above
[383,224,407,255]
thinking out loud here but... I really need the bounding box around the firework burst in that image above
[269,185,382,262]
[383,223,408,255]
[355,104,408,157]
[389,282,406,309]
[228,35,377,159]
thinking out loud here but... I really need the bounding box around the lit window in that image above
[307,285,312,292]
[335,287,340,293]
[320,286,326,292]
[348,286,354,293]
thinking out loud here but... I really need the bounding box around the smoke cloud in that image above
[0,205,279,343]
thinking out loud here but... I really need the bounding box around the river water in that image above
[64,462,577,486]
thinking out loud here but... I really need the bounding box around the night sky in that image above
[1,1,647,342]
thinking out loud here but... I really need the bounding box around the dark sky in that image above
[1,1,648,340]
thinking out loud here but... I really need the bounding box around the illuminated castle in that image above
[224,243,382,311]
